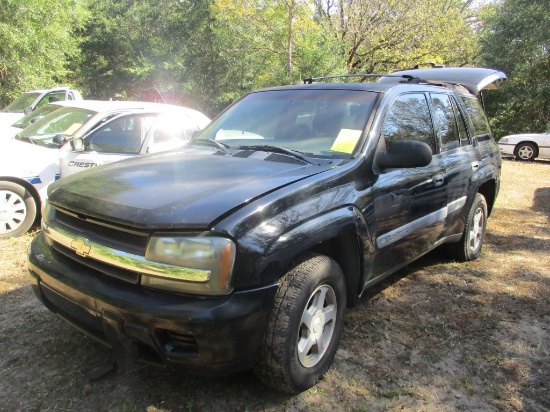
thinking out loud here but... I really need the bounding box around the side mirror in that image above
[53,134,70,147]
[24,106,33,115]
[377,140,433,169]
[70,137,84,151]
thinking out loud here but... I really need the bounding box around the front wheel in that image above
[515,142,536,161]
[446,193,488,261]
[0,181,38,238]
[255,254,346,394]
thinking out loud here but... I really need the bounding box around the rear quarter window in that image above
[459,95,492,143]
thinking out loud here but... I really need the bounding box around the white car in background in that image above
[0,87,83,128]
[498,133,550,161]
[0,101,210,237]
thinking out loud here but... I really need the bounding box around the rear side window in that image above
[459,95,492,142]
[382,93,436,154]
[431,94,459,152]
[36,91,67,108]
[451,97,470,146]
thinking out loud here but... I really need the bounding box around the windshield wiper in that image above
[237,145,316,165]
[190,138,232,155]
[15,134,35,145]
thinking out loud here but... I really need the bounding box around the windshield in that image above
[16,107,96,148]
[3,92,41,113]
[12,104,62,129]
[196,89,377,160]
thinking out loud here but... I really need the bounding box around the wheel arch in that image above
[477,178,497,216]
[258,207,370,308]
[514,140,539,158]
[296,231,362,308]
[0,176,42,219]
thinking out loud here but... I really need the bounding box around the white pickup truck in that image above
[0,87,83,129]
[0,100,210,237]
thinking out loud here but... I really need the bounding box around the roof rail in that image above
[303,73,421,85]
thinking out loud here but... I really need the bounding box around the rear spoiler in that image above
[377,67,507,95]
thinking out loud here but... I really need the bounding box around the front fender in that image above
[232,205,373,289]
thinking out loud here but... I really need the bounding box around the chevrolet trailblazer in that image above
[28,67,506,394]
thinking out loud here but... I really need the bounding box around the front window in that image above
[382,93,436,154]
[86,114,156,154]
[15,107,96,148]
[195,89,377,160]
[3,92,41,113]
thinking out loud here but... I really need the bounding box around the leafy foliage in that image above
[314,0,478,73]
[2,0,540,132]
[478,0,550,136]
[0,0,89,106]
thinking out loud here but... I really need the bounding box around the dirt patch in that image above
[1,159,549,411]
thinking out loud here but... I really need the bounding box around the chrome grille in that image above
[52,241,140,284]
[54,207,149,255]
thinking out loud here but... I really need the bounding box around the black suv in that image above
[28,67,506,394]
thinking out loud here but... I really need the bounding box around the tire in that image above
[0,181,38,238]
[515,142,536,161]
[446,193,488,261]
[255,253,346,394]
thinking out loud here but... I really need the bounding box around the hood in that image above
[0,113,23,129]
[0,139,57,176]
[0,126,22,141]
[48,151,331,229]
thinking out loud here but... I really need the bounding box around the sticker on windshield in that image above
[64,123,83,135]
[330,129,361,153]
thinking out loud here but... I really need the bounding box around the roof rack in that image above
[407,62,446,70]
[303,73,421,85]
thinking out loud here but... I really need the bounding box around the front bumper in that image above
[498,143,515,157]
[28,232,278,376]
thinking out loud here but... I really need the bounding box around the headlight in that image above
[143,236,236,295]
[499,137,508,143]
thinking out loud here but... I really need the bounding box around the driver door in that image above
[368,93,448,281]
[62,114,156,177]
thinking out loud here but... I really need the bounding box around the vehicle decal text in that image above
[68,161,98,168]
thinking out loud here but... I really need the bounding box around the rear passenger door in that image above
[429,93,473,237]
[370,93,448,279]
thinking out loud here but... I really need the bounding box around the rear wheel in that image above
[0,182,37,238]
[515,142,536,161]
[446,193,487,261]
[255,254,346,394]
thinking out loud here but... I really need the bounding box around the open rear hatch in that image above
[377,67,507,94]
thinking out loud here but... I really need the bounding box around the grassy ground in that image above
[0,159,548,411]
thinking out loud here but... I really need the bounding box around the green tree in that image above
[478,0,549,136]
[314,0,478,73]
[77,0,178,102]
[0,0,88,106]
[212,0,345,89]
[78,0,223,114]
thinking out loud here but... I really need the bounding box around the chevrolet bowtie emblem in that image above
[71,237,91,257]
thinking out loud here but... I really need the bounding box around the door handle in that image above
[471,161,480,171]
[432,173,445,187]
